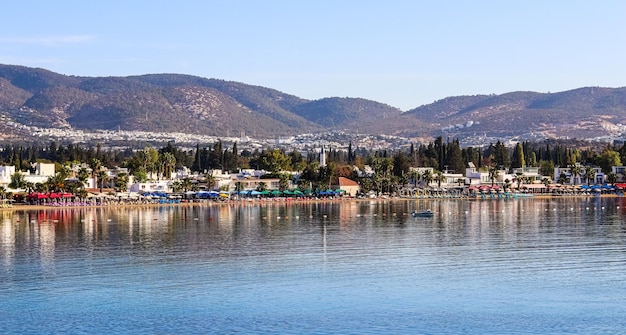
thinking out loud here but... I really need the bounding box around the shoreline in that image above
[0,193,621,212]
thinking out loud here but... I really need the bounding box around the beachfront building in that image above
[441,170,465,187]
[464,163,508,186]
[553,165,605,185]
[228,178,282,192]
[335,177,360,196]
[612,166,626,182]
[23,162,56,185]
[129,180,170,193]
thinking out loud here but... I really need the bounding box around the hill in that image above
[404,87,626,140]
[1,64,626,142]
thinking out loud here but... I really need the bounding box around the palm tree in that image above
[89,158,102,189]
[569,164,582,185]
[585,166,596,185]
[606,171,618,185]
[171,180,183,193]
[96,169,109,193]
[46,173,66,193]
[434,170,445,188]
[181,177,193,192]
[421,170,433,188]
[77,167,90,189]
[0,186,7,199]
[205,173,216,190]
[159,152,176,179]
[234,181,245,193]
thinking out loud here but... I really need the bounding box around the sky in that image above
[2,1,626,111]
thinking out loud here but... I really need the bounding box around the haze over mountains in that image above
[1,64,626,143]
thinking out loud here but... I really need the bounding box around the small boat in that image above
[411,210,434,217]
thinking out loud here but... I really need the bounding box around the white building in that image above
[0,166,16,187]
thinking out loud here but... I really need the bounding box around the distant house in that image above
[335,177,359,196]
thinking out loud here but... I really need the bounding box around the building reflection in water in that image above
[0,198,624,270]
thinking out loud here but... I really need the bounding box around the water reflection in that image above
[0,198,623,268]
[1,198,625,334]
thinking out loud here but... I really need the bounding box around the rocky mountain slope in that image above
[1,64,626,141]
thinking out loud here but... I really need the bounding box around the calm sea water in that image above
[1,197,626,334]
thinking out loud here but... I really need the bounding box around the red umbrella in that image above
[29,193,49,199]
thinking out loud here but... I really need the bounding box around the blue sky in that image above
[2,1,625,110]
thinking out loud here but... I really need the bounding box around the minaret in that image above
[320,146,326,168]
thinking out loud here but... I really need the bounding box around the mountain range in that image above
[1,64,626,142]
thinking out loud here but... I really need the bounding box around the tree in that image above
[606,171,618,185]
[234,181,245,193]
[278,173,290,191]
[445,139,465,174]
[421,170,433,187]
[46,173,66,193]
[205,173,216,190]
[142,147,159,179]
[133,169,148,183]
[527,152,538,167]
[434,170,445,188]
[114,173,129,192]
[569,164,582,185]
[392,152,411,178]
[8,171,26,190]
[512,143,525,168]
[596,148,621,174]
[96,169,109,193]
[159,152,176,179]
[539,160,555,178]
[171,180,183,193]
[181,177,193,192]
[89,158,101,189]
[584,166,596,185]
[259,149,291,173]
[77,167,90,189]
[492,141,511,169]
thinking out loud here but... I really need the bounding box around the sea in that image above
[1,197,626,334]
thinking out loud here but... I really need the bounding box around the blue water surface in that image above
[1,197,626,334]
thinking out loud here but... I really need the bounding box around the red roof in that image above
[338,177,359,187]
